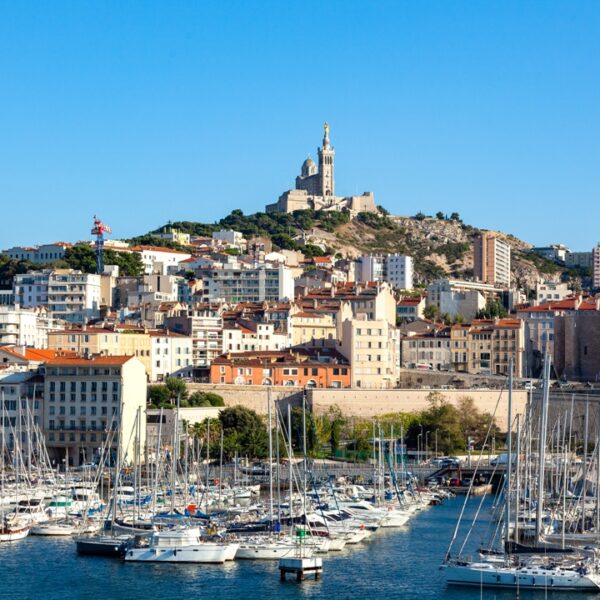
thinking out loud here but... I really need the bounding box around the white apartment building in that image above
[200,263,295,303]
[132,246,192,276]
[426,278,497,320]
[222,320,288,353]
[47,270,102,323]
[212,230,245,248]
[536,281,572,304]
[149,331,193,381]
[340,317,397,388]
[3,243,70,264]
[0,305,62,347]
[14,270,102,324]
[43,355,146,467]
[356,254,414,290]
[13,272,51,307]
[565,251,593,269]
[0,371,43,452]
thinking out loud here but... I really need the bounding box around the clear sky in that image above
[1,1,599,250]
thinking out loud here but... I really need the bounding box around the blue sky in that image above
[1,1,599,250]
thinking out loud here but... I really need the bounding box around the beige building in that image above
[450,318,524,377]
[48,327,121,356]
[339,282,397,327]
[474,233,511,287]
[43,355,147,467]
[164,305,224,371]
[340,317,397,388]
[401,330,451,370]
[290,311,337,348]
[48,326,152,375]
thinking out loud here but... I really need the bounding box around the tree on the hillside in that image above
[147,385,170,407]
[165,377,188,403]
[64,245,97,273]
[188,391,225,407]
[424,304,438,320]
[0,256,36,289]
[406,392,465,455]
[290,406,318,456]
[476,299,508,319]
[457,396,499,449]
[219,406,268,459]
[327,405,346,455]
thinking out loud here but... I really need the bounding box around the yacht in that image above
[125,526,238,563]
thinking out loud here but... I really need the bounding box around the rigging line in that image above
[457,436,503,557]
[444,378,507,562]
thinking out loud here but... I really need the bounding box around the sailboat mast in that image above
[287,403,293,530]
[514,413,521,546]
[535,353,551,545]
[267,388,273,527]
[504,357,514,552]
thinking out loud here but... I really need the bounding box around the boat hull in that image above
[75,536,131,557]
[0,526,30,542]
[235,544,306,560]
[125,544,234,563]
[445,563,600,591]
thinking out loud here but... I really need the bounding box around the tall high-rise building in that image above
[474,233,511,287]
[593,244,600,289]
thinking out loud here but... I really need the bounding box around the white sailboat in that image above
[443,356,600,592]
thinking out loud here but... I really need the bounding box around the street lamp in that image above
[435,429,439,459]
[417,433,422,465]
[425,431,430,463]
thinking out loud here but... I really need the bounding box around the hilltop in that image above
[0,207,586,294]
[142,208,585,293]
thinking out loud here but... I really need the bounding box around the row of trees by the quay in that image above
[148,389,503,462]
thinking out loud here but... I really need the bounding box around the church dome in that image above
[301,156,316,177]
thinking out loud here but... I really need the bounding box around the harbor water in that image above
[1,496,595,599]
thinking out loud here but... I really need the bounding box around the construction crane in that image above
[91,216,112,274]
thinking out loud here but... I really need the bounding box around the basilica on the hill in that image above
[265,123,377,214]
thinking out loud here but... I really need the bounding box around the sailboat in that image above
[443,356,600,592]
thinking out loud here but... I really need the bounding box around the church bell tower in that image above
[318,122,335,200]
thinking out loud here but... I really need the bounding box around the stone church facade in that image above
[266,123,377,214]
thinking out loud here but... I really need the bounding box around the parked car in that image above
[431,456,460,468]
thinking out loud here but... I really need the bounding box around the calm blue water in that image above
[0,497,595,599]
